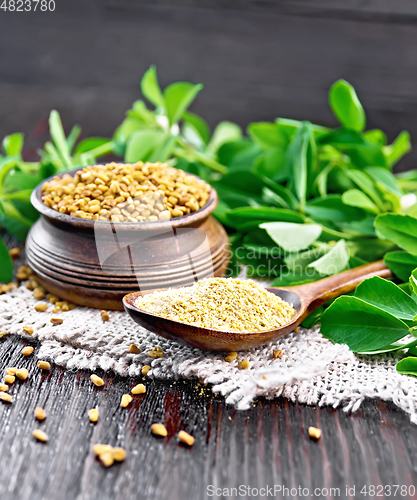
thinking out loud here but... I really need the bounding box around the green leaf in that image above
[2,133,23,157]
[272,269,323,286]
[75,137,110,155]
[286,123,313,205]
[0,199,33,240]
[284,247,327,272]
[329,79,365,132]
[384,251,417,282]
[247,122,287,149]
[345,170,385,211]
[259,222,322,252]
[409,269,417,296]
[0,237,13,282]
[365,167,403,196]
[164,82,204,126]
[396,357,417,377]
[207,122,242,154]
[363,129,387,146]
[355,276,417,320]
[226,207,304,231]
[375,214,417,256]
[49,110,73,169]
[213,170,265,208]
[140,65,165,108]
[307,239,349,275]
[305,195,365,223]
[125,129,166,163]
[384,131,411,168]
[66,125,81,154]
[321,296,410,353]
[182,111,210,145]
[342,189,379,214]
[357,338,417,355]
[254,148,286,180]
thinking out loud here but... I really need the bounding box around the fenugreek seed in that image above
[88,409,99,422]
[141,365,151,375]
[9,247,21,258]
[47,294,59,304]
[6,367,17,375]
[131,384,146,395]
[0,384,8,392]
[225,351,238,362]
[90,374,104,387]
[93,444,113,456]
[129,343,141,354]
[0,332,7,339]
[34,303,48,312]
[5,375,15,384]
[309,426,321,440]
[16,368,29,380]
[0,392,12,402]
[22,346,34,356]
[37,361,51,370]
[23,326,34,335]
[32,429,48,443]
[121,394,132,408]
[151,423,167,437]
[100,451,114,467]
[273,350,283,359]
[50,318,63,325]
[34,407,46,420]
[178,430,195,447]
[52,307,61,314]
[61,303,69,312]
[112,447,126,462]
[100,310,110,322]
[294,327,299,333]
[238,360,250,370]
[33,288,45,300]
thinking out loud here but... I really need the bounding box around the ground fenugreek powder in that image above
[136,278,295,333]
[41,161,211,223]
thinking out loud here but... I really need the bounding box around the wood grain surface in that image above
[0,335,417,500]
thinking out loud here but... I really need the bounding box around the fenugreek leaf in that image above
[0,236,13,283]
[260,222,321,252]
[384,251,417,282]
[396,356,417,377]
[321,296,410,353]
[375,214,417,256]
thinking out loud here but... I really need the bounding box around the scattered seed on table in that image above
[5,375,15,384]
[151,423,167,437]
[22,346,34,356]
[16,368,29,380]
[0,392,12,402]
[61,303,69,312]
[121,394,132,408]
[34,407,46,420]
[112,447,126,462]
[90,374,104,387]
[273,350,283,359]
[238,359,250,370]
[88,409,99,422]
[34,303,48,312]
[294,327,299,333]
[47,294,58,304]
[33,288,45,300]
[131,383,146,395]
[225,352,238,362]
[129,343,141,354]
[52,307,61,314]
[8,247,21,259]
[0,332,7,339]
[0,384,8,392]
[23,326,34,335]
[6,367,17,375]
[93,444,113,456]
[37,361,51,370]
[308,426,321,440]
[178,430,195,447]
[50,318,63,325]
[101,310,110,322]
[100,451,114,468]
[141,365,151,375]
[32,429,48,443]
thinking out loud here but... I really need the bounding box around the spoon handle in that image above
[280,260,392,311]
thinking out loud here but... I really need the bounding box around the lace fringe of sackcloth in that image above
[1,284,417,423]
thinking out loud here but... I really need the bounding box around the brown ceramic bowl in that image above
[26,168,231,310]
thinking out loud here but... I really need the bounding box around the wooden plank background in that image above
[0,0,417,170]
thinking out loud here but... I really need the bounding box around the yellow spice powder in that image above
[136,278,295,333]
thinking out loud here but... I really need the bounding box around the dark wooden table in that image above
[1,235,417,500]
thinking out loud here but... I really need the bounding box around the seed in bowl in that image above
[135,278,295,333]
[41,161,211,223]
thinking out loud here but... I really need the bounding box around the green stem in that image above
[174,139,228,175]
[80,141,114,161]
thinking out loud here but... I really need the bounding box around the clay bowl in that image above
[26,168,231,310]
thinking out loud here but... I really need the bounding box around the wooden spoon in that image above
[123,261,391,351]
